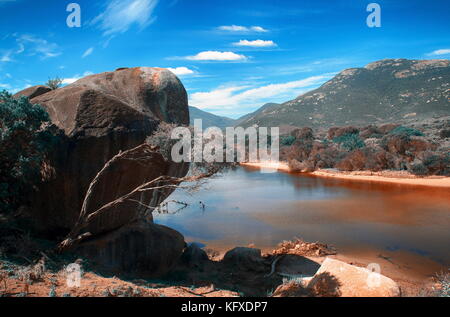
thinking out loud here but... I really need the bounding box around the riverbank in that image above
[183,240,445,297]
[240,162,450,188]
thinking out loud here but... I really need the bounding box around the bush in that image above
[333,132,365,151]
[0,90,56,213]
[45,77,62,90]
[389,126,424,137]
[281,135,296,146]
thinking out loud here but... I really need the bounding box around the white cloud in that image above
[82,47,94,58]
[62,71,94,85]
[93,0,159,36]
[189,75,330,112]
[250,26,268,32]
[8,84,32,94]
[16,34,61,59]
[0,83,11,89]
[218,25,268,32]
[166,67,194,76]
[0,51,12,62]
[185,51,247,61]
[427,48,450,56]
[233,39,277,48]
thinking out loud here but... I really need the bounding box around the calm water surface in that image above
[155,167,450,266]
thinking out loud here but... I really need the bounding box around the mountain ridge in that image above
[238,58,450,128]
[189,106,236,129]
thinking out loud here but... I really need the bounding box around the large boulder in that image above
[307,258,401,297]
[18,67,190,234]
[222,247,267,273]
[13,85,52,99]
[74,220,186,278]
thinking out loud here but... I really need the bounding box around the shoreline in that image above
[240,162,450,188]
[189,240,444,297]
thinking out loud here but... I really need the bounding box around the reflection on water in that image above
[155,166,450,266]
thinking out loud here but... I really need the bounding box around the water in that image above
[155,166,450,266]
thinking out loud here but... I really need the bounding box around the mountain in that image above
[189,106,236,129]
[240,59,450,128]
[235,103,280,126]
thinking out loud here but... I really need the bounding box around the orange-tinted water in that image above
[155,167,450,276]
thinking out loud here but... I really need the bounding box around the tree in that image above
[333,132,365,151]
[45,77,63,90]
[0,91,56,213]
[58,123,232,252]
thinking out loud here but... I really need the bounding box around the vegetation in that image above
[281,123,448,176]
[333,132,365,151]
[280,135,296,146]
[0,91,56,213]
[45,77,63,90]
[389,126,424,137]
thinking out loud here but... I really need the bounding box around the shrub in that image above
[281,135,296,146]
[45,77,63,90]
[0,90,56,213]
[409,162,428,176]
[336,149,366,171]
[389,126,424,137]
[333,132,365,151]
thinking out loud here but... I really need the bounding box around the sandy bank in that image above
[240,162,450,188]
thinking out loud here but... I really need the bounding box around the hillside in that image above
[239,59,450,128]
[189,106,236,129]
[235,103,280,126]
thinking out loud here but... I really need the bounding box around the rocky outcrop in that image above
[18,67,190,234]
[13,68,190,279]
[222,247,268,273]
[13,85,52,99]
[74,220,186,278]
[308,258,401,297]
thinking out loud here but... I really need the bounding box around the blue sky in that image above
[0,0,449,118]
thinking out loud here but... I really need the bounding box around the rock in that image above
[27,67,189,233]
[79,144,188,237]
[222,247,267,272]
[32,67,189,134]
[180,243,209,268]
[272,280,311,297]
[307,258,401,297]
[75,220,186,278]
[13,85,51,99]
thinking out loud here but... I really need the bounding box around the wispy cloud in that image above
[82,47,94,58]
[0,51,13,62]
[427,48,450,56]
[217,25,268,33]
[1,34,61,62]
[185,51,247,61]
[233,40,277,48]
[166,67,195,76]
[93,0,159,36]
[16,34,61,59]
[189,75,330,114]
